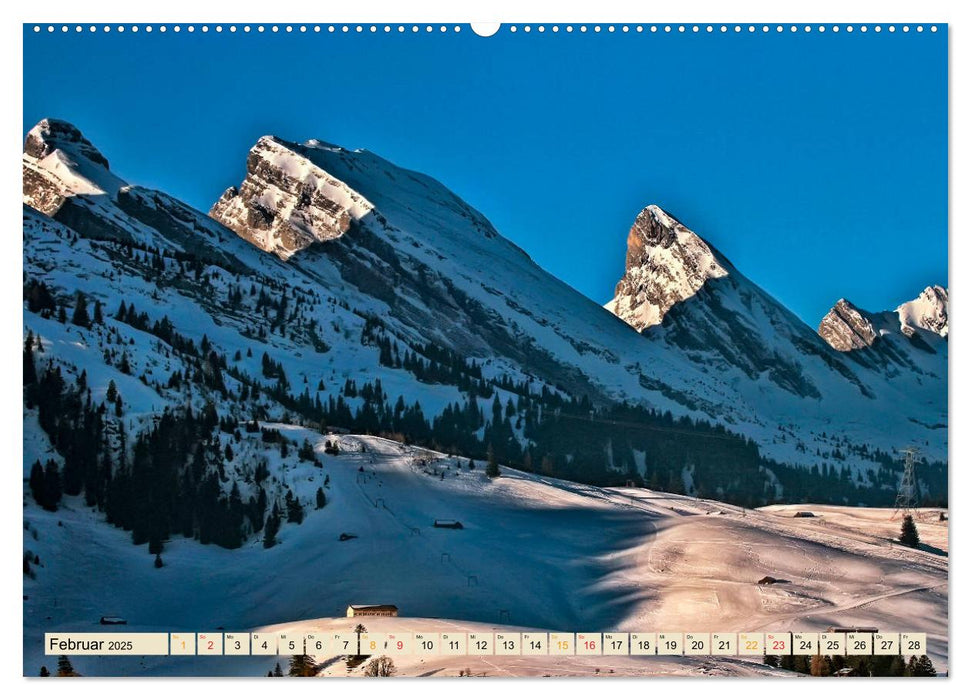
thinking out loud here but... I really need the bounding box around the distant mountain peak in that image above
[897,285,948,338]
[24,118,110,169]
[818,286,948,353]
[210,135,374,260]
[605,204,728,331]
[22,118,125,216]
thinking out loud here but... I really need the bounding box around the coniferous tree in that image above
[24,333,37,387]
[29,460,45,506]
[39,666,50,677]
[810,654,832,677]
[285,490,304,524]
[900,515,921,548]
[907,654,936,676]
[288,654,317,677]
[42,461,62,512]
[264,504,281,549]
[93,299,104,324]
[56,655,76,677]
[485,444,500,479]
[272,662,283,677]
[889,655,907,676]
[70,291,90,328]
[315,487,326,509]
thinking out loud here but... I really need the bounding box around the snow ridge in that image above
[897,285,948,338]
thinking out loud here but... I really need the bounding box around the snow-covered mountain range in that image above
[22,118,947,501]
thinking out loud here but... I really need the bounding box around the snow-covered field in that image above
[23,431,948,677]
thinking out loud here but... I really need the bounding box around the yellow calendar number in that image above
[169,633,196,656]
[738,633,764,656]
[549,632,574,655]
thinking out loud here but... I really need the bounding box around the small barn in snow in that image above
[346,604,399,618]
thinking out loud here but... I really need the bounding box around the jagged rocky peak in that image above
[22,118,125,216]
[605,204,729,331]
[24,118,110,169]
[818,298,878,351]
[210,135,375,260]
[897,285,948,338]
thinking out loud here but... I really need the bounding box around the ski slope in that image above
[23,431,948,677]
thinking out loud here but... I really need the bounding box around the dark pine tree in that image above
[56,655,76,677]
[70,291,90,328]
[485,444,500,479]
[900,515,921,548]
[907,654,936,676]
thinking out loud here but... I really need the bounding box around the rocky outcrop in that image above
[818,299,879,351]
[209,136,374,260]
[604,204,728,331]
[22,118,123,216]
[24,118,110,169]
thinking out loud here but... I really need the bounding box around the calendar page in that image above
[21,16,948,680]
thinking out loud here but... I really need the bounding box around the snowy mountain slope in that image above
[22,431,948,676]
[897,285,948,338]
[818,290,948,380]
[22,118,946,494]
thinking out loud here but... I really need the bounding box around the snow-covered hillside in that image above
[601,201,947,469]
[22,116,946,505]
[23,431,948,676]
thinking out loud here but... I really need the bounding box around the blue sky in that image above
[23,25,947,324]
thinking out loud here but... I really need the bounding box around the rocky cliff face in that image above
[818,299,879,351]
[605,205,728,331]
[209,136,374,260]
[22,117,124,216]
[24,118,110,169]
[819,286,948,354]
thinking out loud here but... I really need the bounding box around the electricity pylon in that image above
[892,446,921,520]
